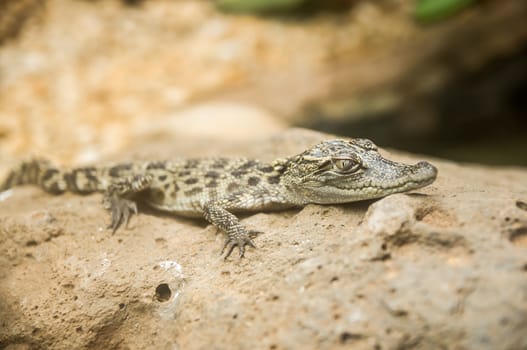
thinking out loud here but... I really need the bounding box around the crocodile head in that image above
[281,139,437,205]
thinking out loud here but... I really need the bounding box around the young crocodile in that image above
[1,139,437,259]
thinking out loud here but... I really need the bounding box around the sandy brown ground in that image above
[1,128,527,350]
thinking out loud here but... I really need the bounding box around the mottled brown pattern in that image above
[146,161,165,170]
[212,160,227,169]
[205,171,220,178]
[240,160,257,169]
[259,165,274,173]
[42,168,59,182]
[184,160,199,169]
[110,163,132,177]
[267,175,280,184]
[184,187,203,196]
[248,177,260,186]
[231,170,247,177]
[206,180,218,188]
[184,178,199,185]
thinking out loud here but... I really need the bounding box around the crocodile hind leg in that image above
[103,174,153,233]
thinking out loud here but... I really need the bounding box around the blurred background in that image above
[0,0,526,165]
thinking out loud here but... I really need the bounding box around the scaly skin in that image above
[0,139,438,259]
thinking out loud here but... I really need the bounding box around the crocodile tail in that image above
[0,159,111,194]
[1,159,68,194]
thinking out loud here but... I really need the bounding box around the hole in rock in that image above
[155,283,171,302]
[340,332,363,343]
[509,227,527,247]
[26,240,38,247]
[516,200,527,211]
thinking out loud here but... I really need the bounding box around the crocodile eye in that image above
[334,159,360,173]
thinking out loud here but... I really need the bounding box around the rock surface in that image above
[1,128,526,350]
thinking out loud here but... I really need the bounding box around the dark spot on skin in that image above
[66,169,98,191]
[206,180,218,188]
[46,182,62,194]
[158,175,167,181]
[77,168,98,183]
[248,177,260,186]
[41,169,59,182]
[184,160,199,169]
[227,182,240,192]
[146,162,165,170]
[163,183,170,190]
[79,166,97,172]
[259,165,274,173]
[205,171,219,178]
[267,175,280,184]
[184,178,198,185]
[63,173,75,189]
[231,170,247,177]
[240,160,257,170]
[41,169,65,193]
[178,171,191,177]
[109,163,132,177]
[184,187,203,196]
[212,160,227,169]
[169,183,180,197]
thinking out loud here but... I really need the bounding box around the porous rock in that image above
[0,129,526,349]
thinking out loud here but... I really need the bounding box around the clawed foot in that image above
[103,193,138,233]
[221,231,258,260]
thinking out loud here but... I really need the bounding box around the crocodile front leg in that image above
[202,201,257,259]
[103,174,153,232]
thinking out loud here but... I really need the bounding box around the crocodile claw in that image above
[104,194,138,233]
[221,234,256,260]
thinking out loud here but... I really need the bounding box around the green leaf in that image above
[415,0,476,23]
[217,0,308,13]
